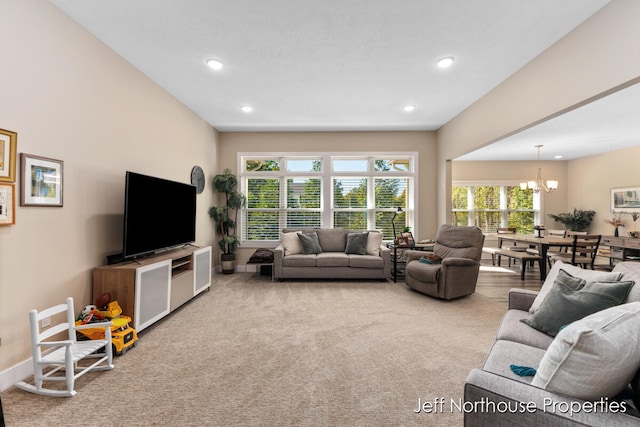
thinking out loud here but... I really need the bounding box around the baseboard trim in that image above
[0,358,33,392]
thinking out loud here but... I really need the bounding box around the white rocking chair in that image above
[16,297,114,397]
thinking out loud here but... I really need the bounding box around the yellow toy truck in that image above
[76,300,138,356]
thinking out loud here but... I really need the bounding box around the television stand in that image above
[92,246,211,332]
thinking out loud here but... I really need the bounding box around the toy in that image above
[76,296,138,356]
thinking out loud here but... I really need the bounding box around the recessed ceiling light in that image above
[206,58,223,71]
[403,105,416,112]
[554,155,563,159]
[241,105,253,113]
[437,56,455,68]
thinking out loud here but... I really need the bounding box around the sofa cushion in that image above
[521,269,634,337]
[281,231,303,256]
[316,228,347,252]
[365,231,383,256]
[614,262,640,303]
[532,302,640,401]
[482,339,546,385]
[345,232,369,255]
[349,254,384,269]
[529,261,622,313]
[282,254,317,267]
[496,309,554,350]
[316,252,349,267]
[298,232,323,254]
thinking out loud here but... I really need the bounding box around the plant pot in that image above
[221,253,236,274]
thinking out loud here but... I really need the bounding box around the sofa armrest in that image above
[464,369,638,427]
[441,257,477,267]
[508,288,538,311]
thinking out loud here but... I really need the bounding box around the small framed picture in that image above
[396,236,411,247]
[0,183,16,225]
[0,128,17,183]
[20,153,64,207]
[401,231,416,248]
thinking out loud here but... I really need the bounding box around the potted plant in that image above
[208,169,246,274]
[547,209,596,232]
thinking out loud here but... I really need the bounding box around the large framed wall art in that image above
[611,186,640,213]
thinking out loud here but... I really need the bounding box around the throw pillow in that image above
[419,254,442,264]
[298,232,323,254]
[521,269,634,336]
[532,302,640,401]
[281,231,302,256]
[529,261,622,314]
[345,232,369,255]
[365,231,383,256]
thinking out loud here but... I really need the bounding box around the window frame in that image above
[239,152,418,247]
[451,180,543,234]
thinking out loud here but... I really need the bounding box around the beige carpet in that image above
[2,273,507,426]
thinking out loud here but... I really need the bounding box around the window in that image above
[241,154,417,244]
[452,183,539,234]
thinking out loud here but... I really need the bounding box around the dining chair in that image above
[483,228,519,267]
[528,228,568,267]
[548,234,602,270]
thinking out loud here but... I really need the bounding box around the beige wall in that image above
[219,131,437,264]
[0,0,218,382]
[567,145,640,235]
[437,0,640,224]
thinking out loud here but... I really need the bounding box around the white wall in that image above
[0,0,219,385]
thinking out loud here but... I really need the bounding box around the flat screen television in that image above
[123,171,197,259]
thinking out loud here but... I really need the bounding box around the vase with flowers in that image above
[604,214,626,237]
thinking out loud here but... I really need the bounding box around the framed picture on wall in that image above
[0,128,17,183]
[611,186,640,213]
[20,154,64,207]
[0,183,16,225]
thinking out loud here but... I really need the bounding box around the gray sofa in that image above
[464,261,640,426]
[273,228,390,280]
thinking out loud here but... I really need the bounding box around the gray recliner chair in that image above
[404,225,485,300]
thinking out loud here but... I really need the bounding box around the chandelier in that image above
[519,145,558,193]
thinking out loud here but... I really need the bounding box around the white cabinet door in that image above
[135,260,172,331]
[193,246,212,295]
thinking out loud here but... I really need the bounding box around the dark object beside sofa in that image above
[464,261,640,426]
[403,225,485,299]
[273,228,390,280]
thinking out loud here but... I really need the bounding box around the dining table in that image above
[497,234,574,279]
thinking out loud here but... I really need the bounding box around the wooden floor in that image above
[474,259,543,305]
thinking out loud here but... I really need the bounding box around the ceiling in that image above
[48,0,639,160]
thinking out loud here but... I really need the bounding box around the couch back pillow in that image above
[345,232,369,255]
[281,231,302,255]
[298,232,323,254]
[532,302,640,400]
[529,261,622,314]
[366,231,383,256]
[316,229,347,252]
[613,262,640,303]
